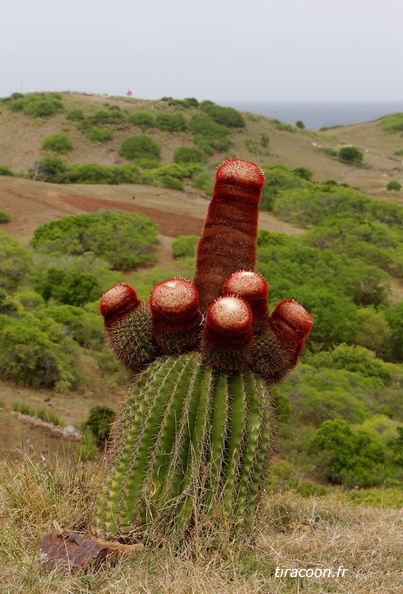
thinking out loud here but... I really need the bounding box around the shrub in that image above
[86,127,112,143]
[0,232,32,290]
[31,210,158,270]
[155,113,187,132]
[129,112,155,130]
[41,134,73,154]
[271,119,295,132]
[260,132,270,147]
[84,405,116,442]
[0,166,14,177]
[43,304,105,350]
[66,109,85,121]
[159,175,184,191]
[338,146,364,166]
[39,267,101,306]
[200,102,245,128]
[22,97,64,118]
[30,157,67,181]
[174,146,205,163]
[0,211,11,223]
[386,180,402,191]
[119,135,160,161]
[296,120,305,129]
[189,114,231,151]
[308,418,386,487]
[171,235,199,258]
[63,163,115,184]
[292,167,313,181]
[88,110,126,126]
[0,314,81,390]
[380,113,403,134]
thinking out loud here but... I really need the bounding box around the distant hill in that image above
[0,90,402,201]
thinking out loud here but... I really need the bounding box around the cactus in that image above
[92,159,312,541]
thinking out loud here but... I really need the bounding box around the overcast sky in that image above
[2,0,403,103]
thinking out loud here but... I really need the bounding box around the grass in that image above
[0,450,402,593]
[12,401,64,427]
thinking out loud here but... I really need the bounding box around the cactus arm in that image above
[193,159,265,311]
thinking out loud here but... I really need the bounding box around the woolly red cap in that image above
[100,283,140,321]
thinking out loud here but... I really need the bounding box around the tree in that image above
[119,135,160,161]
[30,210,158,270]
[338,146,364,166]
[308,418,385,487]
[295,120,305,129]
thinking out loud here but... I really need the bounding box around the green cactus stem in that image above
[92,158,312,542]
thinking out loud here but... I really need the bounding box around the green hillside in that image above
[0,91,402,592]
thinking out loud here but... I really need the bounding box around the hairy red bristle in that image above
[150,278,201,329]
[100,283,140,322]
[223,270,268,322]
[215,158,265,191]
[204,296,253,350]
[270,300,313,342]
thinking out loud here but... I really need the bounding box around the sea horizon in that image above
[219,100,403,131]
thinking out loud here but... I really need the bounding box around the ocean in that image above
[220,100,403,131]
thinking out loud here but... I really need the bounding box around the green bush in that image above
[380,113,403,134]
[296,120,305,129]
[129,112,155,130]
[271,119,295,132]
[39,267,100,306]
[308,418,386,487]
[88,110,126,126]
[338,146,364,166]
[0,211,11,223]
[189,114,231,152]
[291,167,313,181]
[31,210,158,270]
[41,134,73,154]
[159,175,184,191]
[86,127,113,143]
[0,166,14,177]
[119,135,160,161]
[0,314,82,390]
[259,164,312,211]
[84,405,116,442]
[0,232,32,290]
[260,132,270,148]
[66,109,85,121]
[42,304,105,350]
[200,102,245,128]
[386,180,402,191]
[30,157,67,181]
[155,113,187,132]
[171,235,199,258]
[10,96,64,118]
[174,146,205,163]
[191,169,215,196]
